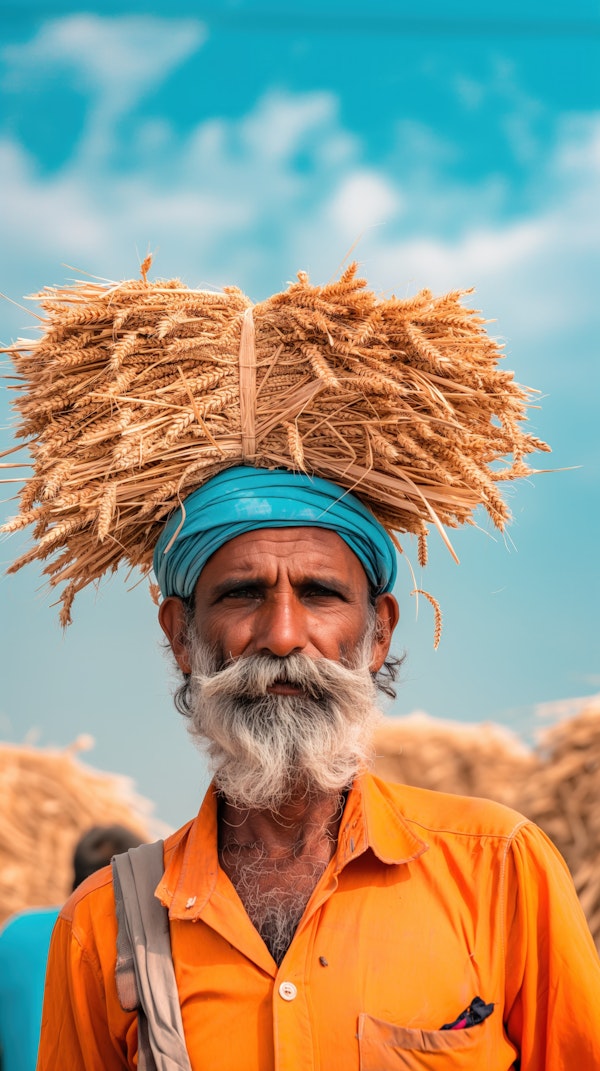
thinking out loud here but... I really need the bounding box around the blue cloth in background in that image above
[0,907,59,1071]
[153,466,398,599]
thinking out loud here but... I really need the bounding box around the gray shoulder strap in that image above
[112,841,193,1071]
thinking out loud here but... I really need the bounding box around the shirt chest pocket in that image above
[357,1013,518,1070]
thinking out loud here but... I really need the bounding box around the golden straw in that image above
[1,257,550,625]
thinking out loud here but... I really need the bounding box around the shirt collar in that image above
[335,772,429,869]
[157,773,429,920]
[156,783,221,920]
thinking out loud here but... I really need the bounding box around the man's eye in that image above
[306,587,342,599]
[222,587,261,600]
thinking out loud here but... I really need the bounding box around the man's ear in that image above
[369,593,400,672]
[158,596,192,674]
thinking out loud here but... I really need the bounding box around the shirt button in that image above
[278,981,297,1001]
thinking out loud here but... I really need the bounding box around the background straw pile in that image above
[520,703,600,942]
[1,259,549,624]
[374,698,600,950]
[0,738,158,925]
[374,712,537,811]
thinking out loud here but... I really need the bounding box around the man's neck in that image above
[217,790,347,964]
[218,790,346,859]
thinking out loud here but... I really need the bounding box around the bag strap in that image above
[112,842,193,1071]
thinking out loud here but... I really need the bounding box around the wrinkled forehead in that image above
[195,525,373,594]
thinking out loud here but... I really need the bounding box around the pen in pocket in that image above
[440,996,494,1031]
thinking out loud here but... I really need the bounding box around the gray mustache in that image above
[197,653,366,702]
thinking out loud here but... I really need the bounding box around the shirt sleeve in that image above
[37,906,136,1071]
[503,819,600,1069]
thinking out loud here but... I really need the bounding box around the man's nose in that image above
[254,594,308,657]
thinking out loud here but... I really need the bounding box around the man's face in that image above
[161,526,398,678]
[159,527,399,809]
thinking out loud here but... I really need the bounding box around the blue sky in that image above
[1,1,598,827]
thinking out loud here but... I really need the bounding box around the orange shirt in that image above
[38,774,600,1070]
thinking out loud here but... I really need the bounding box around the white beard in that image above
[185,634,382,811]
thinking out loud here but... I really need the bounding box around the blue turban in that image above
[153,466,397,599]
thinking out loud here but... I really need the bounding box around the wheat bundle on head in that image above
[1,257,550,625]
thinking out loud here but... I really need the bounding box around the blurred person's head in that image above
[72,825,144,890]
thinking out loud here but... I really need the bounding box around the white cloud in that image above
[241,89,349,164]
[318,112,600,351]
[2,15,205,103]
[0,139,110,258]
[535,694,599,726]
[453,73,485,112]
[177,89,355,216]
[328,170,402,237]
[2,16,206,165]
[0,83,362,301]
[451,55,544,164]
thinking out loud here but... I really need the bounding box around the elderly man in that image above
[3,262,599,1068]
[37,467,600,1070]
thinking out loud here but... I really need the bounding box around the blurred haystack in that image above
[374,711,537,810]
[522,700,600,942]
[374,699,600,949]
[0,737,160,925]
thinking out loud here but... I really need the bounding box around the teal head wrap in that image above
[153,466,397,599]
